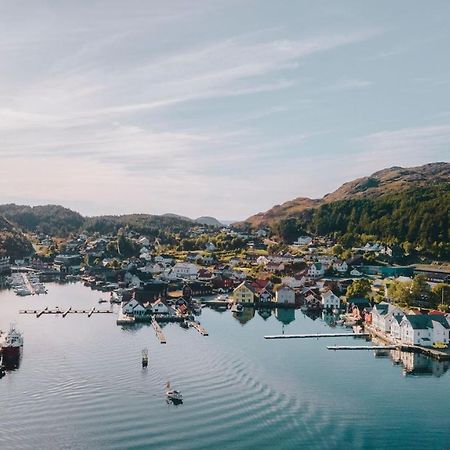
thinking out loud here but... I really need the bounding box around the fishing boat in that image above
[166,382,183,403]
[230,303,244,314]
[0,325,23,367]
[142,348,149,367]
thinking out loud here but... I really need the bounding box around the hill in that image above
[0,215,34,258]
[195,216,223,227]
[241,162,450,228]
[84,214,194,236]
[0,204,84,236]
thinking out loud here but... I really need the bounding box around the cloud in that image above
[353,123,450,168]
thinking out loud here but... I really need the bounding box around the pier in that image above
[188,321,209,336]
[20,307,112,317]
[264,333,369,340]
[151,318,167,344]
[327,345,399,351]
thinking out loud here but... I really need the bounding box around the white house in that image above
[371,302,404,333]
[350,268,363,277]
[122,299,147,317]
[257,256,270,266]
[281,276,306,289]
[321,290,341,309]
[308,263,324,278]
[293,236,312,246]
[333,260,348,273]
[274,285,296,305]
[151,299,170,314]
[172,262,199,279]
[154,255,173,265]
[399,315,450,347]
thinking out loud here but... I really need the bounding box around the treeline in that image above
[0,205,196,239]
[0,204,84,236]
[274,184,449,256]
[84,214,193,237]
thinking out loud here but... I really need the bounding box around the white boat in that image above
[167,389,183,402]
[230,303,244,314]
[166,381,183,403]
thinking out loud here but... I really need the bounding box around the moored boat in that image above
[0,325,23,367]
[142,348,149,367]
[230,303,244,314]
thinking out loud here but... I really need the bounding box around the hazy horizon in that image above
[1,1,450,219]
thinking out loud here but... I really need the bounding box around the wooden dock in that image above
[264,333,369,340]
[20,308,112,317]
[188,321,209,336]
[327,345,398,351]
[151,317,166,344]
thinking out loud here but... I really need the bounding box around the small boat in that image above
[142,348,148,367]
[166,382,183,403]
[98,298,107,304]
[230,303,244,314]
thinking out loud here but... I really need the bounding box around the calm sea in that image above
[0,282,449,450]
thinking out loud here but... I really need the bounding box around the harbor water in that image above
[1,282,449,449]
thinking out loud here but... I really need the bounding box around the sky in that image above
[0,0,449,220]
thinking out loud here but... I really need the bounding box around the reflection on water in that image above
[389,349,449,377]
[275,308,295,325]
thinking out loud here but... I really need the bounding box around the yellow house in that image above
[233,282,255,304]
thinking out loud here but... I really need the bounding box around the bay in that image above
[0,282,448,450]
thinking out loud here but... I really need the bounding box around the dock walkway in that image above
[188,321,208,336]
[327,345,399,351]
[264,333,369,340]
[152,318,166,344]
[20,308,112,317]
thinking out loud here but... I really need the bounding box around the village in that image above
[1,223,450,355]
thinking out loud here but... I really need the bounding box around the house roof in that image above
[373,302,390,315]
[404,315,450,330]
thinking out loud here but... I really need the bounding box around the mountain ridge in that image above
[240,162,450,228]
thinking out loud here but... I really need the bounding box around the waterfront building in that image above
[321,290,341,309]
[0,256,10,274]
[274,285,296,305]
[233,281,256,304]
[399,315,450,347]
[371,302,404,333]
[122,298,147,317]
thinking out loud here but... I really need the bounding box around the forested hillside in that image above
[273,184,449,258]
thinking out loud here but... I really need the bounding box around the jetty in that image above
[327,345,398,351]
[151,317,167,344]
[36,306,48,318]
[116,310,135,325]
[20,307,112,317]
[264,333,369,340]
[188,321,209,336]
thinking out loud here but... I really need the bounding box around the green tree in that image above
[346,279,372,298]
